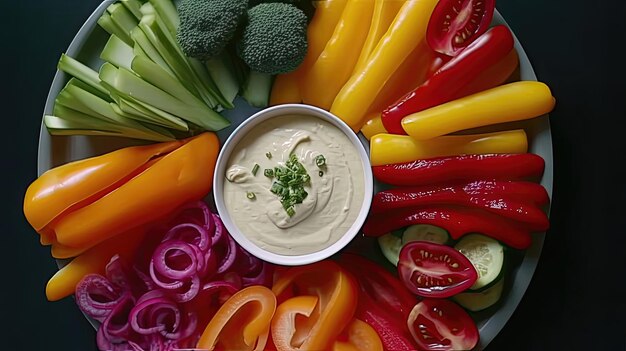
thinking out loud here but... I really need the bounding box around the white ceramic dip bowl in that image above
[213,104,373,266]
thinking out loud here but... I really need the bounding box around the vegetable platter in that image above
[28,0,553,350]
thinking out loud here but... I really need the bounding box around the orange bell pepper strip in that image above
[196,285,277,351]
[330,0,439,132]
[23,139,183,233]
[45,227,147,301]
[332,318,383,351]
[271,260,358,351]
[301,0,375,110]
[270,295,319,351]
[31,132,218,249]
[370,129,528,166]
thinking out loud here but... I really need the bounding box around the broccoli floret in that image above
[176,0,248,60]
[237,3,308,75]
[248,0,301,7]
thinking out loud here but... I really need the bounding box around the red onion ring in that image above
[75,274,125,322]
[150,240,203,280]
[162,223,212,253]
[100,292,135,341]
[173,201,214,235]
[215,231,237,274]
[129,290,197,341]
[210,213,224,246]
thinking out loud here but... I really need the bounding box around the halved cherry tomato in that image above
[408,298,479,351]
[426,0,495,57]
[398,241,477,298]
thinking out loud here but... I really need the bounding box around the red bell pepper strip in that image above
[453,47,519,99]
[373,153,545,187]
[337,253,419,351]
[370,181,550,231]
[332,318,383,351]
[381,25,514,134]
[363,206,533,249]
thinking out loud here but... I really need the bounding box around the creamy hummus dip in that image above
[223,115,365,255]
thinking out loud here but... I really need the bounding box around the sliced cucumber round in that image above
[402,224,450,245]
[377,232,403,266]
[454,233,504,290]
[453,277,504,312]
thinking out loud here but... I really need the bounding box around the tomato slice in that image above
[426,0,496,57]
[408,299,479,351]
[398,241,477,298]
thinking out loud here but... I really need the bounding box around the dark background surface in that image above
[5,0,626,350]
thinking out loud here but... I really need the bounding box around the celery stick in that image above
[148,0,180,35]
[121,0,144,20]
[98,11,133,46]
[58,78,178,137]
[65,77,111,103]
[117,96,189,131]
[57,54,110,100]
[131,55,204,107]
[130,27,176,77]
[100,63,229,131]
[108,3,138,36]
[48,105,174,141]
[101,35,135,70]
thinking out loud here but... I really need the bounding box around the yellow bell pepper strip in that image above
[294,0,348,90]
[360,113,387,140]
[361,41,438,140]
[196,285,277,351]
[271,260,358,351]
[352,0,406,75]
[45,227,147,301]
[301,0,375,110]
[370,129,528,166]
[332,318,384,351]
[50,132,218,249]
[270,72,302,105]
[402,81,555,140]
[330,0,439,131]
[23,139,183,233]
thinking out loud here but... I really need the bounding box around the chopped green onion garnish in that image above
[319,171,324,177]
[246,192,256,200]
[266,152,272,159]
[251,163,260,176]
[268,154,311,217]
[315,155,326,168]
[264,169,274,177]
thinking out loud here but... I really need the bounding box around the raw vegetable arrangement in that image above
[24,0,555,350]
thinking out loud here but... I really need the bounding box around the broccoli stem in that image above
[242,70,274,108]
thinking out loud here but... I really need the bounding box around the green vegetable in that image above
[246,192,256,200]
[264,169,274,177]
[378,225,449,267]
[402,225,450,246]
[455,233,505,291]
[269,154,311,217]
[453,277,504,312]
[176,0,248,60]
[266,152,272,159]
[315,154,326,168]
[318,171,324,177]
[237,2,308,107]
[252,163,260,176]
[238,3,308,75]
